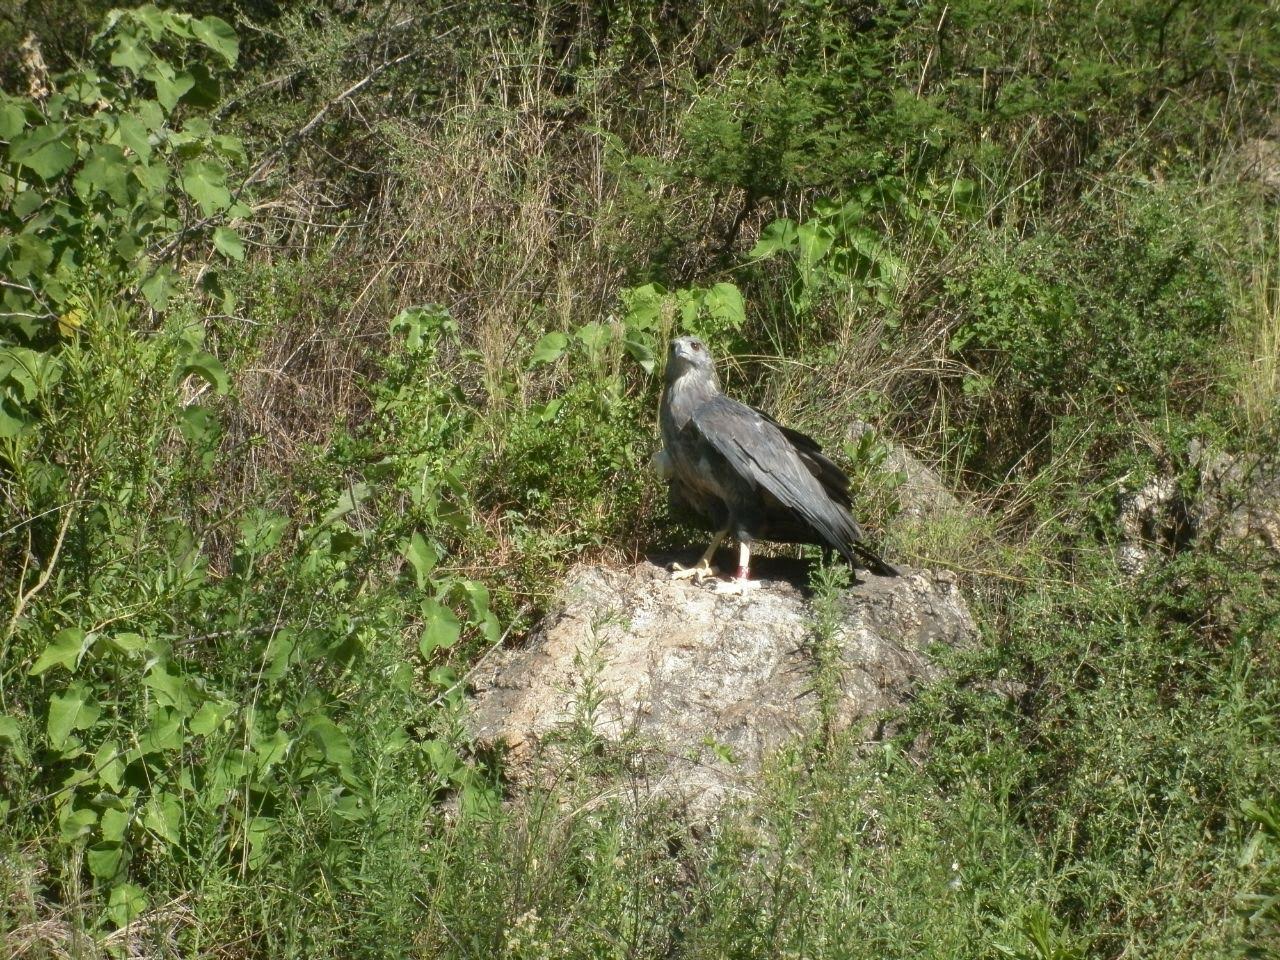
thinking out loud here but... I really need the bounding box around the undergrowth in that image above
[2,1,1279,957]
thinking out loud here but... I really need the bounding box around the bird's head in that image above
[666,335,717,383]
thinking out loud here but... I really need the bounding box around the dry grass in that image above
[1234,212,1280,432]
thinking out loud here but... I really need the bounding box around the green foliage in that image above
[3,0,1279,956]
[0,5,245,339]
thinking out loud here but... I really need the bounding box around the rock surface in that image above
[849,421,964,523]
[468,560,975,815]
[1117,441,1280,573]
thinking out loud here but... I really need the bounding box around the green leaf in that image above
[0,715,29,765]
[104,632,150,657]
[748,218,797,259]
[180,158,231,216]
[106,882,147,928]
[0,102,27,139]
[321,481,369,528]
[148,64,195,113]
[419,599,461,657]
[73,144,131,205]
[705,282,746,330]
[529,331,568,366]
[303,716,353,771]
[93,738,126,792]
[110,33,151,73]
[174,343,229,394]
[47,684,99,750]
[575,321,610,353]
[143,792,181,845]
[8,128,76,179]
[138,707,185,755]
[114,112,152,161]
[12,187,44,219]
[192,16,239,65]
[87,842,125,880]
[99,804,131,842]
[403,532,439,588]
[139,265,177,310]
[190,699,236,736]
[29,627,88,675]
[142,662,190,709]
[212,226,244,260]
[59,806,98,842]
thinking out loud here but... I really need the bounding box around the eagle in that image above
[656,335,897,593]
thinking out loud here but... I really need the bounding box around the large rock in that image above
[468,560,975,816]
[848,421,964,523]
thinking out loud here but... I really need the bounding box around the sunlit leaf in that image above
[180,158,231,216]
[192,16,239,65]
[529,331,568,366]
[403,532,439,588]
[212,225,244,260]
[29,627,88,675]
[419,599,461,657]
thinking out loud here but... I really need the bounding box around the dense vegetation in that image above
[2,1,1277,957]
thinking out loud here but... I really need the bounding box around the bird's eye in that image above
[692,342,703,351]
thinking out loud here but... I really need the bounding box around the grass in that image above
[2,1,1280,957]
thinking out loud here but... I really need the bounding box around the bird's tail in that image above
[847,540,899,577]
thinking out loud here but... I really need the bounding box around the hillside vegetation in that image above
[2,2,1278,957]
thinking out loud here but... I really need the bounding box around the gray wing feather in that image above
[689,396,866,555]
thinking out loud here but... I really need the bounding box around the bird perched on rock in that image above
[657,335,897,593]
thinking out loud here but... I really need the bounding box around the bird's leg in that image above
[671,530,726,581]
[715,541,761,594]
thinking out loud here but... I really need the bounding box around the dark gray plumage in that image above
[658,335,896,589]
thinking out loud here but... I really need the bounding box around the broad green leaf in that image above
[0,715,28,764]
[104,632,150,656]
[303,716,353,770]
[106,882,147,928]
[29,627,88,675]
[99,805,131,842]
[403,532,439,587]
[110,33,150,73]
[620,283,665,330]
[73,144,131,205]
[94,738,126,792]
[419,599,461,656]
[139,265,176,310]
[0,103,27,139]
[189,698,236,736]
[8,128,76,180]
[143,792,181,844]
[114,113,152,161]
[576,321,610,353]
[245,816,274,870]
[528,331,568,366]
[705,282,746,330]
[748,218,797,259]
[174,342,229,394]
[87,842,125,880]
[143,663,189,708]
[261,630,294,681]
[321,481,369,528]
[180,158,231,216]
[192,16,239,65]
[796,222,835,266]
[138,707,185,754]
[148,64,195,113]
[212,226,244,260]
[59,806,98,842]
[624,337,656,374]
[12,187,43,218]
[47,684,99,750]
